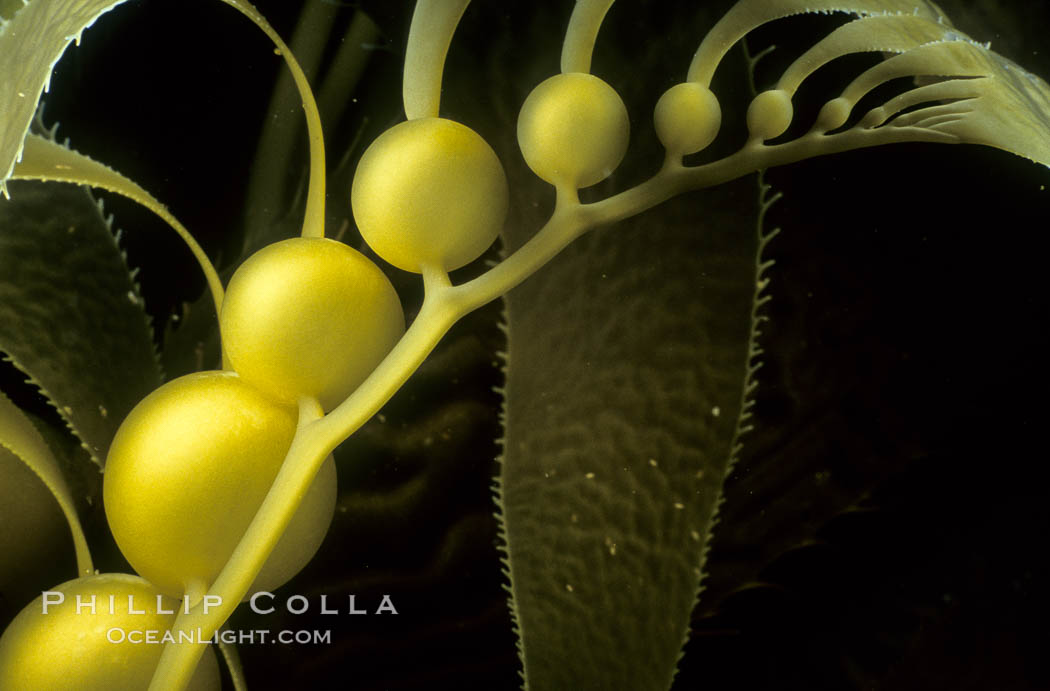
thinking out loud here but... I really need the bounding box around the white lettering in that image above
[202,595,222,614]
[127,595,145,615]
[75,594,96,615]
[155,595,174,615]
[376,594,398,615]
[348,595,366,615]
[250,592,275,614]
[286,595,309,615]
[41,592,64,614]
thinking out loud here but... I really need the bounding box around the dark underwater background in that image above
[3,0,1049,688]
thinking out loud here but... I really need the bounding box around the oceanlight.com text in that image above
[105,628,332,646]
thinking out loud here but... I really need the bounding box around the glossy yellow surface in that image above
[352,117,508,273]
[746,89,794,141]
[654,82,722,157]
[517,72,629,189]
[221,237,405,410]
[0,573,220,690]
[103,371,337,598]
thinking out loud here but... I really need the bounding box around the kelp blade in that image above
[913,41,1050,167]
[0,388,91,575]
[0,181,161,464]
[0,0,325,202]
[498,180,761,689]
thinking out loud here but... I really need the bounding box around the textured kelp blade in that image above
[776,14,962,94]
[12,134,224,378]
[0,180,161,464]
[826,39,1050,166]
[0,388,91,575]
[770,12,1050,167]
[13,134,224,314]
[0,0,23,21]
[0,0,323,202]
[686,0,949,84]
[916,42,1050,167]
[0,0,126,196]
[499,180,760,690]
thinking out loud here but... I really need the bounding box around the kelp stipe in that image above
[0,0,1048,689]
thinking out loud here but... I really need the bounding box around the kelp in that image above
[0,0,1048,689]
[0,179,161,466]
[494,0,1050,689]
[0,388,91,575]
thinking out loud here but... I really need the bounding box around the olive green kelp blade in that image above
[861,39,1050,167]
[493,0,1050,688]
[0,181,161,464]
[0,0,128,196]
[497,178,763,690]
[687,0,1050,169]
[762,13,1050,167]
[0,386,92,579]
[0,0,320,197]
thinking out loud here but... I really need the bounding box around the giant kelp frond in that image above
[705,7,1050,167]
[773,17,1050,167]
[495,0,1050,690]
[686,0,948,86]
[879,41,1050,165]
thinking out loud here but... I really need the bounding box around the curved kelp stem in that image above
[12,134,225,317]
[241,1,340,254]
[219,0,327,239]
[147,120,957,690]
[561,0,615,74]
[0,390,93,577]
[216,632,247,691]
[403,0,471,119]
